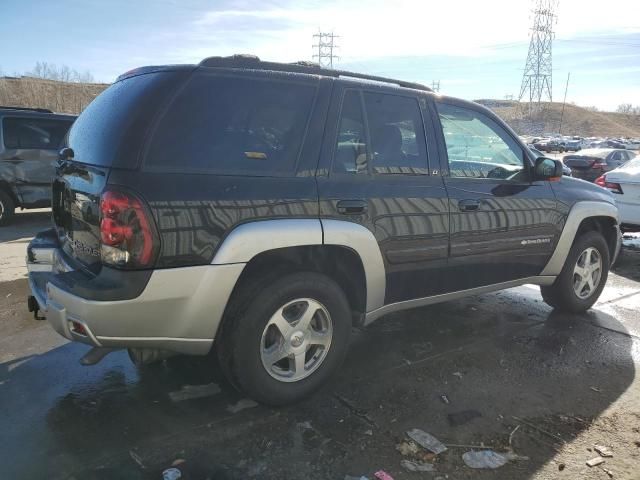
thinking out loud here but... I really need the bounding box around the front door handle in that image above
[336,199,367,215]
[458,199,481,211]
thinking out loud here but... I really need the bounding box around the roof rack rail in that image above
[198,55,432,92]
[0,105,53,113]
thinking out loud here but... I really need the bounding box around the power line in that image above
[519,0,558,109]
[312,31,339,69]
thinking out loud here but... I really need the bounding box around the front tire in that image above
[541,231,610,312]
[217,272,352,406]
[0,190,16,226]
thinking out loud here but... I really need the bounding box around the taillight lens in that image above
[591,161,607,169]
[99,189,159,268]
[594,175,623,194]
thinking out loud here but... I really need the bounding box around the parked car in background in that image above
[604,139,626,149]
[530,147,571,176]
[563,149,635,183]
[596,157,640,233]
[564,139,583,152]
[533,138,565,153]
[0,107,76,225]
[624,139,640,150]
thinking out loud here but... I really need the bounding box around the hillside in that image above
[1,77,639,138]
[476,100,640,138]
[0,76,107,114]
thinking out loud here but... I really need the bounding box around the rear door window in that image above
[363,92,428,174]
[3,117,73,150]
[146,73,317,176]
[608,151,624,165]
[333,90,369,174]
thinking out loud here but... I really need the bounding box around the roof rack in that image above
[0,105,53,113]
[199,55,432,92]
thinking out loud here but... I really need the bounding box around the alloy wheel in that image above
[260,298,333,383]
[573,247,602,299]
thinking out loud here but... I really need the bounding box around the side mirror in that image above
[58,147,74,161]
[534,157,563,181]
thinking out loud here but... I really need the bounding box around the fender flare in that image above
[540,201,619,276]
[322,219,386,313]
[211,218,386,313]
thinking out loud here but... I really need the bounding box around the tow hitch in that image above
[27,295,45,320]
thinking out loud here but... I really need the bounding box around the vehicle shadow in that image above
[0,288,635,479]
[612,246,640,283]
[0,209,51,243]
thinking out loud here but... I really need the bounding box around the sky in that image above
[1,0,639,111]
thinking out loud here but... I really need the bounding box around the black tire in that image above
[541,231,610,313]
[0,189,16,226]
[217,271,351,406]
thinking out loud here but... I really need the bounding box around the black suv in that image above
[0,107,75,224]
[26,56,621,405]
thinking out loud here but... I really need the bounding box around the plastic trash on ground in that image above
[400,460,435,472]
[462,450,528,469]
[374,470,395,480]
[406,429,447,454]
[162,467,182,480]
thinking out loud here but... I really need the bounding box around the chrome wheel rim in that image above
[573,247,602,299]
[260,298,333,383]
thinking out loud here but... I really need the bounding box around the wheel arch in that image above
[211,219,386,326]
[541,201,619,276]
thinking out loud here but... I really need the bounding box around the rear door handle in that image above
[458,199,481,211]
[336,199,367,215]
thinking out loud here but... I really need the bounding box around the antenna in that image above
[312,31,339,69]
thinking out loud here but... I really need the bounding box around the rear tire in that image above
[217,272,351,406]
[0,190,16,226]
[541,231,609,313]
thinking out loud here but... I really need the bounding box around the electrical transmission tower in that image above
[431,80,441,93]
[312,31,339,68]
[518,0,558,108]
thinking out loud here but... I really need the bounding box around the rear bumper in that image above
[27,231,245,355]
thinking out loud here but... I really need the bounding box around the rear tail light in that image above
[595,175,623,194]
[99,188,159,269]
[591,161,607,169]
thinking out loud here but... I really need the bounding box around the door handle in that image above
[458,199,481,211]
[336,199,367,215]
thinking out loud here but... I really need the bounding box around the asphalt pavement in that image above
[1,210,639,479]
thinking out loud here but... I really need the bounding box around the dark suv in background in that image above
[26,56,620,405]
[0,107,75,224]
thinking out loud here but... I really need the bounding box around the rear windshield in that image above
[68,71,187,168]
[145,73,317,176]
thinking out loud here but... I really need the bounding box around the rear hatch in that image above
[52,69,191,273]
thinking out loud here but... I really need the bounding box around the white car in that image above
[597,156,640,232]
